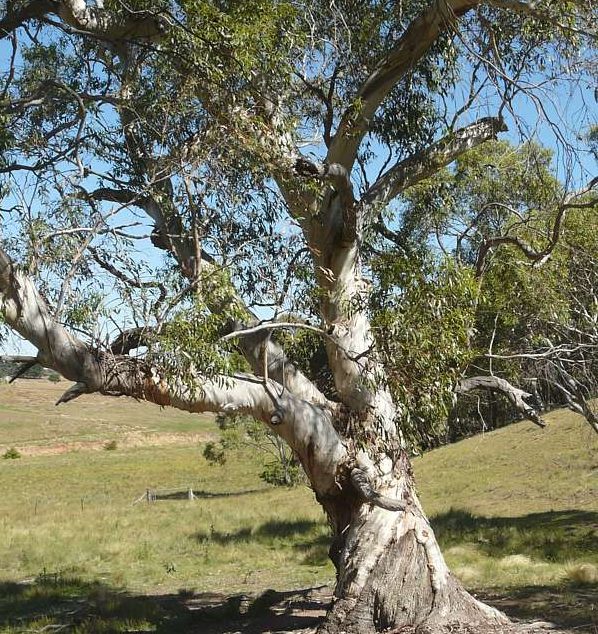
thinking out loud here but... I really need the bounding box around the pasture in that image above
[0,381,596,632]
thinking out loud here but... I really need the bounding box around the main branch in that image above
[361,117,507,214]
[327,0,480,171]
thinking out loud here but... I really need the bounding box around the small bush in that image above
[47,373,61,383]
[104,440,118,451]
[260,460,303,487]
[203,441,226,465]
[3,447,21,459]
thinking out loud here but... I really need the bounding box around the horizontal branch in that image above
[221,321,329,342]
[0,246,347,494]
[1,0,166,39]
[109,326,158,355]
[0,355,37,364]
[455,375,546,427]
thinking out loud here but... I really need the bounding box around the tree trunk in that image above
[316,451,510,634]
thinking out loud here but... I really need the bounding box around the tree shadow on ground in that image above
[2,512,595,633]
[430,509,598,562]
[481,584,598,633]
[1,575,596,633]
[193,519,331,565]
[0,575,329,634]
[431,509,597,631]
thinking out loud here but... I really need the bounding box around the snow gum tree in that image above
[0,1,596,632]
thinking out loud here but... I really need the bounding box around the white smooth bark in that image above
[455,375,546,427]
[0,0,164,39]
[361,117,507,213]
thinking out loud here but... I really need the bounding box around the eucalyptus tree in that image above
[0,1,596,633]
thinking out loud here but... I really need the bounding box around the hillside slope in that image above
[415,407,597,516]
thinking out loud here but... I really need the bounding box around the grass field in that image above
[0,380,596,632]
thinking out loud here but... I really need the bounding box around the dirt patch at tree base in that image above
[184,585,596,634]
[2,578,594,633]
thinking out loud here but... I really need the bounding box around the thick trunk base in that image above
[318,469,511,634]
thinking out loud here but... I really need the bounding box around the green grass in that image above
[0,446,332,595]
[413,407,597,598]
[0,382,596,632]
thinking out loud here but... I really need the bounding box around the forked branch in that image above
[327,0,480,171]
[475,178,598,275]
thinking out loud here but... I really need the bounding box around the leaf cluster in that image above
[371,252,478,450]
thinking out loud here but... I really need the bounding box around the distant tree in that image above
[386,140,598,440]
[0,2,596,632]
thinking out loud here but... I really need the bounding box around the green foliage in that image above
[397,141,561,253]
[0,0,595,465]
[103,440,118,451]
[47,373,61,383]
[158,305,238,382]
[259,459,302,487]
[203,412,302,487]
[64,292,105,330]
[371,252,478,449]
[202,440,226,465]
[3,447,21,460]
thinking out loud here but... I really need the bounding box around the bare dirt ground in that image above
[175,585,596,634]
[11,431,212,456]
[171,586,598,634]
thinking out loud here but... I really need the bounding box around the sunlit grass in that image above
[0,382,596,631]
[0,445,332,595]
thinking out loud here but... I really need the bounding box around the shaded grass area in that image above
[481,584,597,633]
[433,509,598,630]
[434,508,597,564]
[0,576,328,634]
